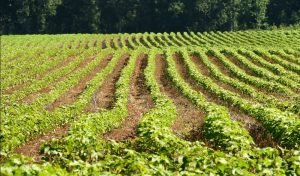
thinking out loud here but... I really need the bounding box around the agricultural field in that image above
[1,30,300,175]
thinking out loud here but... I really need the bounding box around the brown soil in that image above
[162,36,173,46]
[208,55,232,76]
[76,41,81,49]
[174,54,226,105]
[117,37,123,48]
[92,40,97,47]
[67,42,72,49]
[3,55,78,94]
[154,36,166,47]
[46,55,114,111]
[173,54,278,148]
[223,54,257,77]
[84,42,89,49]
[132,37,139,47]
[178,36,190,45]
[285,51,300,58]
[14,125,69,163]
[181,35,197,45]
[155,55,208,144]
[254,51,276,64]
[168,35,182,46]
[264,52,278,64]
[230,107,277,148]
[36,55,78,80]
[22,55,98,103]
[139,37,150,48]
[124,38,134,49]
[238,51,266,68]
[190,55,252,100]
[101,40,106,49]
[239,51,299,85]
[3,83,26,94]
[146,36,158,47]
[207,54,288,100]
[160,35,173,46]
[86,54,130,112]
[191,35,206,45]
[110,39,116,49]
[274,52,300,66]
[104,54,154,141]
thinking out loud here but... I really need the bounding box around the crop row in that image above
[2,30,300,50]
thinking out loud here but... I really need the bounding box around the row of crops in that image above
[1,30,300,175]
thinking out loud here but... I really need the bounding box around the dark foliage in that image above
[0,0,299,34]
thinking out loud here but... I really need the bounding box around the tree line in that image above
[1,0,299,34]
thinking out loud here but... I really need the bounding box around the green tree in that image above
[267,0,300,26]
[186,0,235,31]
[51,0,100,33]
[238,0,269,29]
[0,0,61,34]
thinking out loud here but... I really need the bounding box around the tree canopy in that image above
[0,0,299,34]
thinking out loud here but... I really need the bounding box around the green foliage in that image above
[267,0,300,26]
[1,30,300,175]
[0,0,62,34]
[1,0,299,34]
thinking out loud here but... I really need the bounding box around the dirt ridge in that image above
[86,54,130,112]
[174,54,277,148]
[4,55,78,94]
[23,55,98,103]
[14,125,69,163]
[104,54,154,141]
[46,55,113,111]
[155,55,209,144]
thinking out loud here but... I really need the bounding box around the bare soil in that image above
[146,36,158,47]
[86,54,130,112]
[84,42,89,49]
[155,55,209,144]
[46,55,114,111]
[154,36,166,47]
[67,42,72,49]
[104,54,154,141]
[237,52,299,91]
[178,36,190,45]
[174,54,278,148]
[181,35,197,45]
[132,37,139,47]
[207,54,289,100]
[23,55,98,103]
[223,54,257,77]
[4,55,78,94]
[254,51,276,64]
[117,37,123,48]
[190,55,252,100]
[139,37,150,48]
[110,39,116,49]
[124,37,134,49]
[92,40,97,47]
[160,35,173,46]
[37,56,78,80]
[14,125,69,163]
[238,52,266,68]
[168,35,182,46]
[76,41,81,49]
[3,83,26,94]
[101,40,107,49]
